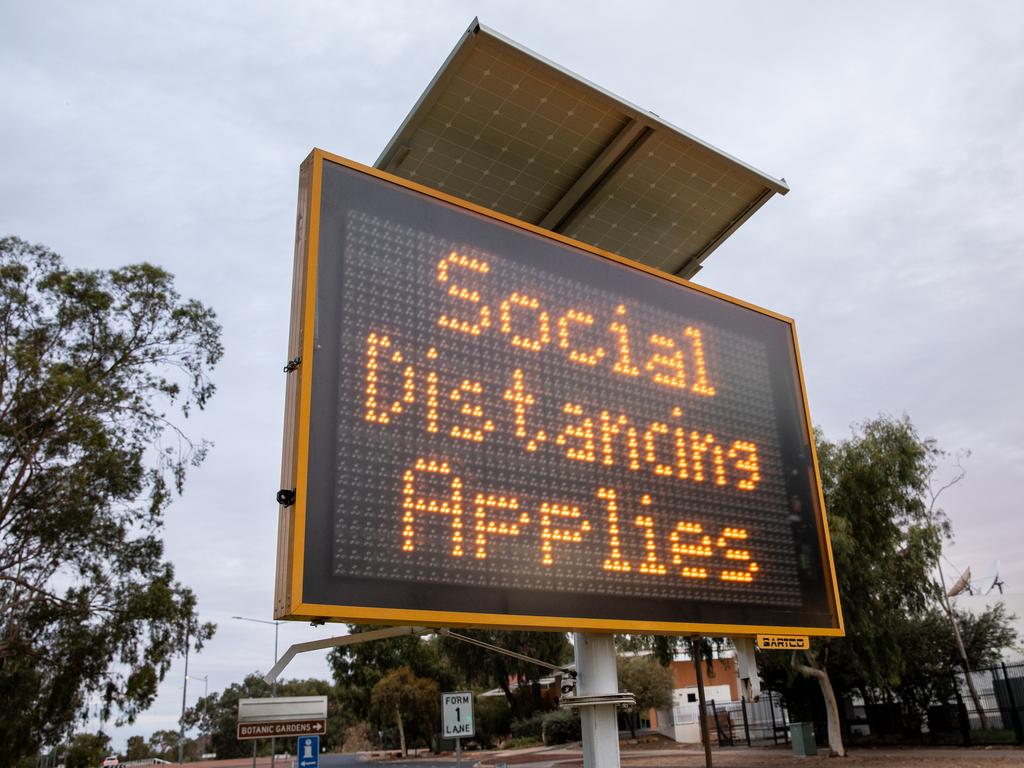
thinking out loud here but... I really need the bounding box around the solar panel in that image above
[376,19,788,279]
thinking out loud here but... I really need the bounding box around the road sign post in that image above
[297,735,319,768]
[442,691,475,767]
[574,633,621,768]
[237,696,327,741]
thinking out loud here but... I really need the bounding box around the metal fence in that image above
[704,690,791,747]
[902,661,1022,746]
[700,662,1024,749]
[839,662,1024,747]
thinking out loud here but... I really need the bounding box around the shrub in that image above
[542,709,581,745]
[510,711,545,740]
[341,723,374,753]
[475,696,513,747]
[502,735,543,749]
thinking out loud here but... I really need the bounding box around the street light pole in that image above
[272,622,278,768]
[186,675,209,754]
[233,615,283,768]
[178,626,190,765]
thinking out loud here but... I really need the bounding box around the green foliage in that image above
[473,695,512,748]
[617,656,674,711]
[64,731,111,768]
[616,634,723,673]
[761,416,1015,722]
[440,630,571,716]
[125,735,148,760]
[501,735,543,749]
[509,711,545,740]
[341,722,374,752]
[0,237,222,762]
[184,674,348,757]
[541,709,581,744]
[813,416,947,693]
[370,666,440,751]
[956,602,1018,667]
[329,625,455,723]
[328,627,569,726]
[894,604,1017,730]
[617,655,673,737]
[146,729,180,761]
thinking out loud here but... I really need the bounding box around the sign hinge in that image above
[283,355,302,373]
[277,488,297,507]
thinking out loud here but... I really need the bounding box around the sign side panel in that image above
[275,153,315,618]
[789,321,844,632]
[288,151,325,615]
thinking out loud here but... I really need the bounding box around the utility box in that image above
[790,722,816,757]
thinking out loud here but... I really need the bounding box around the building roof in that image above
[375,19,788,279]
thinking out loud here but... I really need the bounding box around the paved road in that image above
[320,754,465,768]
[319,756,365,768]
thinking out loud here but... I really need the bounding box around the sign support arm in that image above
[439,628,576,677]
[264,626,431,683]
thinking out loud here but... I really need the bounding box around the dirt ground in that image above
[480,745,1024,768]
[617,748,1024,768]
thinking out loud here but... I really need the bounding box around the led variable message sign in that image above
[275,149,843,636]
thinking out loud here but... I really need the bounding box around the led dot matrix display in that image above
[277,150,843,636]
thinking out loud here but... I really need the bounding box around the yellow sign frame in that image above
[275,148,844,638]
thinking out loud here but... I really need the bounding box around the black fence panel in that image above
[703,690,791,747]
[704,661,1024,750]
[843,661,1024,747]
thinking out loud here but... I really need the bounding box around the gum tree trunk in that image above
[395,704,406,756]
[794,650,845,757]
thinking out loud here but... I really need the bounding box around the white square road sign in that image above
[441,691,475,739]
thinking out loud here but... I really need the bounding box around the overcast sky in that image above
[2,0,1022,752]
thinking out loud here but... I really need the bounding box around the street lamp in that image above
[233,616,283,768]
[186,674,209,699]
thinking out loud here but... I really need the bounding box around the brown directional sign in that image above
[236,719,326,740]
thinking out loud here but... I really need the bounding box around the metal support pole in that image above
[179,626,190,765]
[573,632,621,768]
[709,700,722,745]
[741,696,751,747]
[455,736,461,768]
[272,623,279,768]
[692,637,712,768]
[768,690,778,745]
[953,677,972,747]
[781,690,789,742]
[1000,662,1024,745]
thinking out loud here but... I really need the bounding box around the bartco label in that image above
[756,634,810,650]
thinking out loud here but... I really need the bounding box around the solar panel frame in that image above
[376,19,788,279]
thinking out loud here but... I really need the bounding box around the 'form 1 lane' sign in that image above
[442,692,475,738]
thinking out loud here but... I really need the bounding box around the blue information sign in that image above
[297,735,319,768]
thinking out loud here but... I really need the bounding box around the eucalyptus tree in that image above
[0,237,221,762]
[779,416,1013,755]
